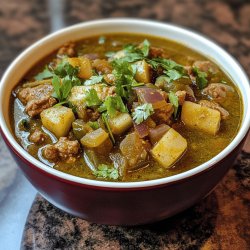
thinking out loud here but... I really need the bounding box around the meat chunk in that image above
[86,108,101,121]
[193,60,218,74]
[152,103,174,124]
[202,83,234,102]
[17,84,54,105]
[29,129,47,144]
[175,91,186,105]
[57,42,76,57]
[199,100,229,119]
[92,59,112,74]
[120,132,148,168]
[149,47,167,58]
[26,97,57,117]
[43,137,80,163]
[17,84,57,117]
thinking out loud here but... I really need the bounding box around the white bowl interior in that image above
[0,18,250,188]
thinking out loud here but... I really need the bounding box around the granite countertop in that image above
[0,0,250,249]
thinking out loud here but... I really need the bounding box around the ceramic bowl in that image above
[1,18,250,225]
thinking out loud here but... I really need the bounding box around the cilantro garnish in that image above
[34,66,54,80]
[112,60,137,99]
[192,67,208,89]
[54,61,79,78]
[93,164,119,180]
[85,89,102,107]
[168,91,179,117]
[98,96,128,118]
[102,113,115,144]
[132,103,154,125]
[84,75,103,86]
[147,58,185,83]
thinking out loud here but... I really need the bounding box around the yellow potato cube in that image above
[151,128,187,168]
[68,84,106,106]
[41,106,75,138]
[109,113,133,135]
[181,101,221,135]
[80,128,109,148]
[67,57,92,79]
[134,60,151,83]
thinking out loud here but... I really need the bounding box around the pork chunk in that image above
[202,83,234,102]
[193,60,218,74]
[17,84,56,117]
[199,100,229,119]
[43,137,80,163]
[92,59,112,74]
[57,42,76,57]
[29,129,47,144]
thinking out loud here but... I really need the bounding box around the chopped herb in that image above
[52,75,62,100]
[88,121,99,130]
[102,113,115,144]
[98,36,106,44]
[131,82,145,87]
[98,96,128,118]
[93,164,119,180]
[140,39,150,57]
[34,66,53,80]
[132,103,154,125]
[192,67,208,89]
[85,89,102,107]
[168,91,179,117]
[54,61,79,78]
[147,58,185,82]
[53,100,69,107]
[112,60,137,99]
[84,76,103,86]
[221,80,227,84]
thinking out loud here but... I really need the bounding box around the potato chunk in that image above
[80,128,109,148]
[67,57,92,79]
[109,113,133,135]
[134,60,151,83]
[41,106,75,138]
[181,101,221,135]
[68,84,113,107]
[151,128,187,168]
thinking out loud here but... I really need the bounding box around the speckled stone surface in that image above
[0,0,250,249]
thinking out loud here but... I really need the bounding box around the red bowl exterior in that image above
[1,128,246,225]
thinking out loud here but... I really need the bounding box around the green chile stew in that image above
[11,34,242,182]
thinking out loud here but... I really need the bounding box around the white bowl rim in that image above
[0,18,250,189]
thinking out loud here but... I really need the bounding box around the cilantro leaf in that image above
[84,76,103,86]
[168,91,179,117]
[93,164,119,180]
[98,96,128,117]
[147,58,185,82]
[102,113,115,144]
[112,60,137,99]
[54,61,79,78]
[192,67,208,89]
[132,103,154,125]
[52,75,62,100]
[85,89,102,107]
[140,39,150,57]
[34,66,53,80]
